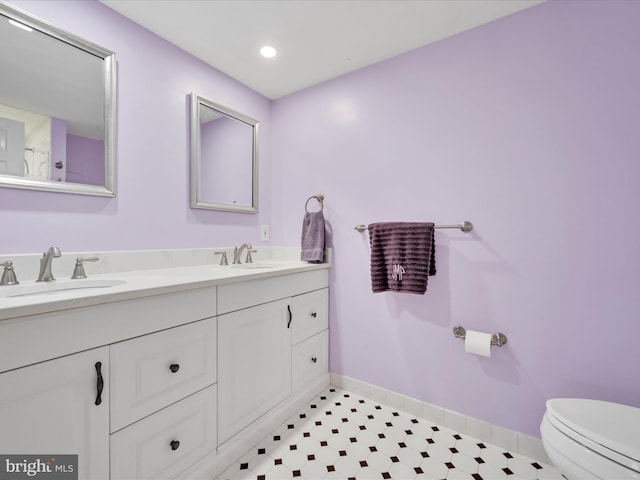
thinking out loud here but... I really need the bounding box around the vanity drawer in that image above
[110,317,216,432]
[110,385,217,480]
[291,288,328,344]
[218,269,328,314]
[292,330,328,393]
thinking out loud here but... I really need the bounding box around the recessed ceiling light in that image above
[260,46,277,58]
[8,19,33,32]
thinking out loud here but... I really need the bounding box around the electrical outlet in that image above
[260,224,270,242]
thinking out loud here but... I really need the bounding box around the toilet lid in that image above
[546,398,640,469]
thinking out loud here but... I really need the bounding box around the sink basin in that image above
[0,279,125,298]
[230,262,284,270]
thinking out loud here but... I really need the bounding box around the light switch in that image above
[260,225,270,242]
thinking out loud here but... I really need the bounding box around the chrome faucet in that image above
[36,246,61,282]
[0,261,19,286]
[233,243,252,264]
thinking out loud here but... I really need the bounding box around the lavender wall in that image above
[49,117,66,182]
[3,0,639,440]
[66,134,104,186]
[271,0,640,437]
[0,0,272,253]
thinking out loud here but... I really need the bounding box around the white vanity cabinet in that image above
[216,270,329,446]
[0,287,216,480]
[217,299,291,444]
[0,260,330,480]
[0,347,110,479]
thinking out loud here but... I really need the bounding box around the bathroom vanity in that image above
[0,249,330,480]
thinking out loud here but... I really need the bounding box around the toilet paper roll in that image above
[464,330,492,357]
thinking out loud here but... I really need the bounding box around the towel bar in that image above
[452,326,507,347]
[354,221,473,233]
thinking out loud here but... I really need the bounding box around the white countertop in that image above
[0,260,329,321]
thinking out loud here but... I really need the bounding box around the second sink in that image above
[230,262,284,270]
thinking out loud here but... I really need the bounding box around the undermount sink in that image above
[0,279,126,298]
[230,262,284,270]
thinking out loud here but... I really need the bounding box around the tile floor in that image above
[218,386,564,480]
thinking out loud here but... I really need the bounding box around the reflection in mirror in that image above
[0,3,116,196]
[190,92,259,213]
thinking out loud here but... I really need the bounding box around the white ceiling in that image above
[100,0,544,100]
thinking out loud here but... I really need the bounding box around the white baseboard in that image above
[329,372,549,464]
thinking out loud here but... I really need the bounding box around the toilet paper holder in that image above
[452,326,508,347]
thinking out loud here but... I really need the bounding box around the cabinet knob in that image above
[310,311,317,318]
[170,440,180,451]
[311,356,318,363]
[169,364,180,373]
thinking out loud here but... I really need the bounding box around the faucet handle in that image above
[0,261,19,286]
[245,249,257,264]
[71,257,99,279]
[215,251,228,266]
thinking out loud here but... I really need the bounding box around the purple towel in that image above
[301,211,325,262]
[368,222,436,294]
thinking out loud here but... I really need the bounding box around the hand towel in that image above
[301,211,325,262]
[368,222,436,294]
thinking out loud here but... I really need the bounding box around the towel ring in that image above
[305,194,324,213]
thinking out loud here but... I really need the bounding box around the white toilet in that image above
[540,398,640,479]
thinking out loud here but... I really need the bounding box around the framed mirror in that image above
[190,92,258,213]
[0,2,116,197]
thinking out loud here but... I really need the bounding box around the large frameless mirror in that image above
[0,2,116,197]
[190,92,258,213]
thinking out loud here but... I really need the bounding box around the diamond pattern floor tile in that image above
[216,386,564,480]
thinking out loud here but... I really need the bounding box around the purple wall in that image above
[3,0,640,439]
[0,0,272,252]
[271,0,640,437]
[66,134,104,186]
[49,117,66,182]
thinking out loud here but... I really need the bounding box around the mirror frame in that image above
[190,92,259,213]
[0,2,116,197]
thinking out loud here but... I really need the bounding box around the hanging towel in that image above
[368,222,436,294]
[301,211,325,262]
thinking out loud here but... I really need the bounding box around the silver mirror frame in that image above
[0,2,116,197]
[190,92,259,213]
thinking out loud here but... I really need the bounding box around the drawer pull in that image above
[169,363,180,373]
[170,440,180,451]
[95,361,104,406]
[310,311,317,318]
[287,304,292,328]
[311,356,318,363]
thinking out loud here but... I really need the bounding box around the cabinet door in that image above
[0,347,109,480]
[218,299,291,444]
